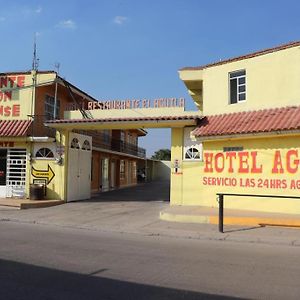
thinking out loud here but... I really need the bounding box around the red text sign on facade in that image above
[0,141,14,147]
[0,75,25,118]
[202,150,300,191]
[66,98,185,111]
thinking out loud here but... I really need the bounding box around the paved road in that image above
[1,222,300,300]
[1,181,300,247]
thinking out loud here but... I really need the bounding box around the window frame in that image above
[229,69,246,104]
[120,160,125,180]
[184,147,202,161]
[35,147,55,160]
[44,94,60,121]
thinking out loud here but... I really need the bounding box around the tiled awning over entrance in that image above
[0,120,32,137]
[45,115,203,130]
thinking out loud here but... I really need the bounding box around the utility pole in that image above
[54,62,60,119]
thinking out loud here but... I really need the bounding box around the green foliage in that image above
[151,149,171,161]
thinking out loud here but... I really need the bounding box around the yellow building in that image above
[2,41,300,217]
[0,71,146,202]
[176,41,300,214]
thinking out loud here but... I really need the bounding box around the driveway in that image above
[0,181,170,233]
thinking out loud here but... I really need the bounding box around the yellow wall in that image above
[0,72,56,120]
[171,133,300,214]
[29,130,68,200]
[65,106,197,120]
[170,128,184,205]
[179,46,300,115]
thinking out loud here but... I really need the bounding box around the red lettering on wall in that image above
[0,91,12,101]
[12,104,20,117]
[272,150,284,173]
[8,76,16,87]
[204,153,214,172]
[286,149,299,174]
[0,104,20,117]
[0,77,7,88]
[238,152,249,173]
[226,152,236,173]
[17,75,25,87]
[215,153,224,173]
[250,151,263,173]
[0,141,14,147]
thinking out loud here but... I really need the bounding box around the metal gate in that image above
[6,149,27,198]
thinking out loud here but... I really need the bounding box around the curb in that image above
[160,211,300,228]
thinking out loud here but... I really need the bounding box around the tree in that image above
[151,149,171,161]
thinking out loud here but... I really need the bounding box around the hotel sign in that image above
[67,97,185,111]
[202,150,300,191]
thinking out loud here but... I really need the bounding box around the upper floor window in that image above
[102,130,110,144]
[45,95,60,120]
[229,70,246,104]
[120,131,125,142]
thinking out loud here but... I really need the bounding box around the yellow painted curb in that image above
[160,211,300,228]
[210,216,300,227]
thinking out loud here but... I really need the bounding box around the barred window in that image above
[185,147,201,160]
[82,140,91,150]
[71,138,80,149]
[35,148,54,158]
[45,95,60,120]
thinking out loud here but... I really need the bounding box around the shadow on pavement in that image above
[0,258,242,300]
[90,181,170,203]
[224,225,265,233]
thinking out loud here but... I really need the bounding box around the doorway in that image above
[127,161,132,185]
[101,158,109,191]
[110,160,116,189]
[67,133,92,202]
[0,149,7,198]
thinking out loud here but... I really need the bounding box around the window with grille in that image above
[35,148,54,158]
[183,127,203,161]
[229,70,246,104]
[82,140,91,150]
[185,147,201,160]
[45,95,60,120]
[71,138,80,149]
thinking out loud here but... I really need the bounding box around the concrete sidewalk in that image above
[0,201,300,248]
[0,181,299,247]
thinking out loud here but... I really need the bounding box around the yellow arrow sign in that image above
[32,164,55,184]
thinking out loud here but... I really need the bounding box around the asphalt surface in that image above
[0,181,300,247]
[1,181,300,299]
[1,222,300,300]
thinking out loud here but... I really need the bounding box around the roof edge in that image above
[179,40,300,71]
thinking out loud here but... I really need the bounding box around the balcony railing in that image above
[29,118,146,159]
[76,130,146,159]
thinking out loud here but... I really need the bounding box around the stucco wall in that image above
[170,130,300,215]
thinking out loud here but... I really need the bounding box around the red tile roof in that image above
[180,41,300,71]
[0,120,32,137]
[193,106,300,137]
[45,115,202,125]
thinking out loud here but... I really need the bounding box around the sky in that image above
[1,0,300,157]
